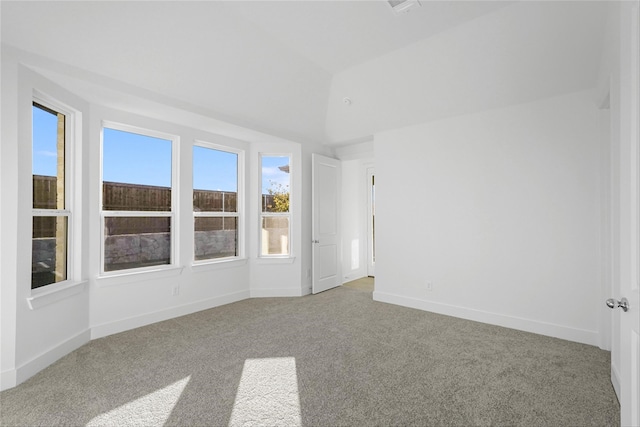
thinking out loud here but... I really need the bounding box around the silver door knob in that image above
[606,297,629,312]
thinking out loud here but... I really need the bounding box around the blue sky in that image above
[32,106,59,177]
[193,145,237,192]
[261,156,290,194]
[103,127,173,188]
[34,106,290,194]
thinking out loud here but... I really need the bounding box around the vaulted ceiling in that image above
[1,1,608,145]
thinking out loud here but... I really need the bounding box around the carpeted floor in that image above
[0,286,619,426]
[342,276,374,292]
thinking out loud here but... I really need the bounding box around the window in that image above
[101,125,176,273]
[32,102,70,289]
[260,155,291,256]
[193,144,242,261]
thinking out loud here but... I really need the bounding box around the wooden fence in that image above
[33,175,59,210]
[103,181,172,211]
[32,176,278,237]
[33,176,59,238]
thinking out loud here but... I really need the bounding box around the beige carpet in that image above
[0,286,619,426]
[342,276,374,292]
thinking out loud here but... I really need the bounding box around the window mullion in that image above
[194,212,238,218]
[103,210,172,218]
[32,209,71,216]
[261,212,289,218]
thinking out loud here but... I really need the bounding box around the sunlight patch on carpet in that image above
[229,357,301,427]
[86,376,190,427]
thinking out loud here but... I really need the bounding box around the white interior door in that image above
[622,3,640,423]
[617,86,640,427]
[312,154,341,294]
[612,3,640,424]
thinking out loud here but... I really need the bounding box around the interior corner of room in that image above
[1,1,638,425]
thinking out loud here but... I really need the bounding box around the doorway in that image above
[366,167,375,278]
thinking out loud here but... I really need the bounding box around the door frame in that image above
[366,167,375,277]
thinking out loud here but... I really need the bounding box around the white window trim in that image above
[254,257,296,265]
[192,258,248,272]
[30,93,81,299]
[95,265,185,287]
[259,153,293,259]
[99,121,180,277]
[192,140,245,264]
[28,280,88,310]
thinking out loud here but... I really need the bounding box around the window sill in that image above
[96,265,185,287]
[27,280,88,310]
[255,257,296,265]
[192,258,248,272]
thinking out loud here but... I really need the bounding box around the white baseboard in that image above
[1,329,90,391]
[3,292,251,390]
[0,369,17,392]
[373,291,599,346]
[91,290,250,339]
[611,364,621,403]
[250,288,303,298]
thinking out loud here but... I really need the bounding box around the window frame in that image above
[192,141,245,264]
[259,153,292,258]
[31,96,76,292]
[99,121,179,276]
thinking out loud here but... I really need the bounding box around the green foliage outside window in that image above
[267,181,289,212]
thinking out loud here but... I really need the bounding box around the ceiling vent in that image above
[388,0,421,15]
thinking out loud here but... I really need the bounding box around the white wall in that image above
[374,89,602,346]
[1,54,92,390]
[339,158,373,283]
[1,48,310,390]
[334,141,374,283]
[1,48,21,390]
[88,105,256,338]
[340,160,366,283]
[1,0,622,392]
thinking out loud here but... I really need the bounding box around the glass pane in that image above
[32,216,67,289]
[261,216,289,256]
[102,182,171,212]
[104,217,171,272]
[103,128,172,211]
[194,217,238,260]
[33,103,65,209]
[193,146,238,212]
[261,156,290,213]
